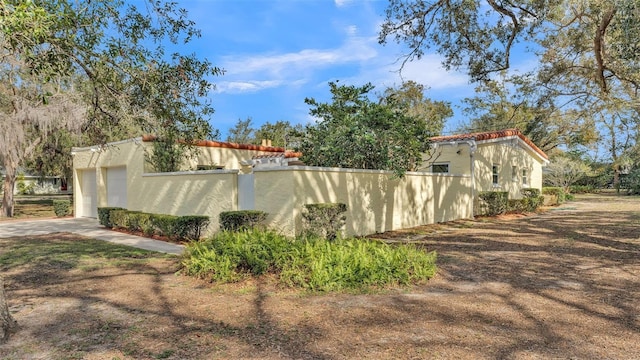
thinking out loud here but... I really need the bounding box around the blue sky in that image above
[165,0,492,139]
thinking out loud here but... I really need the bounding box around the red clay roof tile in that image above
[141,134,302,158]
[430,129,548,160]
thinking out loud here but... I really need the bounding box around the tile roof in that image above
[430,129,548,160]
[141,135,302,158]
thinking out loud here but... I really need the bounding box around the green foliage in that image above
[174,216,210,241]
[521,188,541,198]
[226,117,255,144]
[127,211,154,235]
[0,0,221,216]
[52,199,70,217]
[145,134,186,173]
[254,120,304,148]
[16,173,34,195]
[97,207,124,228]
[569,185,598,194]
[620,168,640,195]
[379,1,639,167]
[219,210,267,232]
[299,82,440,177]
[542,187,567,205]
[508,188,544,213]
[477,191,509,216]
[301,203,347,241]
[182,230,437,291]
[110,209,130,229]
[98,208,208,240]
[150,214,180,239]
[381,81,452,136]
[544,156,591,191]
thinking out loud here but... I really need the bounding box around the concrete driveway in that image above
[0,217,184,255]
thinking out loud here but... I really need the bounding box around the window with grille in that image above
[432,163,449,173]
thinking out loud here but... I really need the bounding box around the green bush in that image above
[621,168,640,195]
[219,210,267,232]
[543,187,566,204]
[182,230,437,291]
[99,208,209,241]
[569,185,597,194]
[174,215,210,240]
[110,209,130,229]
[521,188,541,198]
[128,212,154,235]
[301,203,347,241]
[52,200,71,217]
[478,191,508,216]
[16,173,34,195]
[508,195,544,213]
[97,207,124,228]
[151,214,179,238]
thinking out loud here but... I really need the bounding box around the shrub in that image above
[569,185,597,194]
[521,188,541,198]
[110,209,130,229]
[621,168,640,195]
[174,215,210,240]
[181,230,437,291]
[97,207,124,228]
[151,214,180,238]
[16,173,34,195]
[542,187,566,205]
[219,210,267,232]
[128,212,154,235]
[477,191,508,216]
[33,182,58,195]
[301,203,347,241]
[52,200,71,217]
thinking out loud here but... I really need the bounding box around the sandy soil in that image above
[0,193,638,359]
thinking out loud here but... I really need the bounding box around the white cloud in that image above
[397,55,469,89]
[334,0,354,8]
[215,80,283,94]
[216,35,378,94]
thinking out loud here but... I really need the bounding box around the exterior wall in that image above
[474,141,543,198]
[423,139,544,200]
[73,139,478,238]
[253,170,297,234]
[138,171,238,234]
[73,140,145,213]
[422,143,473,175]
[73,139,237,234]
[254,167,472,237]
[142,142,288,172]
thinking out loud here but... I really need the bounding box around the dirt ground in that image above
[1,193,639,359]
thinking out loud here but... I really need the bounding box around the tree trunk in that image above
[0,277,17,344]
[1,162,17,218]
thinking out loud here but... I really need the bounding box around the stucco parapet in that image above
[71,137,143,153]
[253,166,471,178]
[142,169,239,177]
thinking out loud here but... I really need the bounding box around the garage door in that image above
[80,170,97,218]
[106,167,127,208]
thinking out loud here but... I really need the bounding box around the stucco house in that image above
[72,136,301,219]
[423,129,549,201]
[72,128,548,237]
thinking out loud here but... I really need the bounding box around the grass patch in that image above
[182,230,437,292]
[0,235,172,271]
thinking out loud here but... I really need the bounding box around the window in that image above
[512,166,518,181]
[197,165,225,170]
[492,164,500,185]
[522,169,528,185]
[431,163,449,174]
